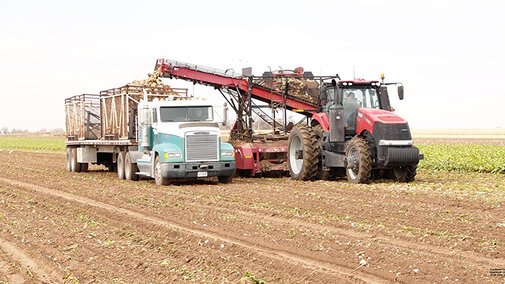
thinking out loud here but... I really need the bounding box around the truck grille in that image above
[185,133,218,161]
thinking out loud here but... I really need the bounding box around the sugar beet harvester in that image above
[155,59,423,183]
[64,86,236,185]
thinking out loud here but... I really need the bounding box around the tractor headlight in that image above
[164,152,182,159]
[221,150,235,157]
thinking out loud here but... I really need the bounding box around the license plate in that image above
[197,172,208,177]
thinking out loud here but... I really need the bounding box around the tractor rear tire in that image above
[392,165,417,182]
[70,148,81,173]
[117,152,126,180]
[125,152,139,181]
[345,137,372,184]
[288,126,320,181]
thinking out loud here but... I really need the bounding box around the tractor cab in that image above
[320,79,397,136]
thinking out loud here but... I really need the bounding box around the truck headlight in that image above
[164,152,182,159]
[221,150,235,157]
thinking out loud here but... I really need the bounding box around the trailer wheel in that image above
[117,152,126,180]
[70,148,81,172]
[288,126,320,180]
[80,163,89,172]
[154,155,169,186]
[218,175,233,184]
[66,147,72,171]
[345,137,372,184]
[125,152,139,181]
[392,165,417,182]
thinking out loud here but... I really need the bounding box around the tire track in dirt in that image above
[0,177,391,284]
[0,236,63,283]
[177,200,505,268]
[0,256,25,283]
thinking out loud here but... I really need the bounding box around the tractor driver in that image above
[344,92,359,129]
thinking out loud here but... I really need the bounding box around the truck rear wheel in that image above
[66,147,72,171]
[345,137,372,184]
[70,148,82,172]
[154,155,169,186]
[80,163,89,172]
[125,152,139,181]
[392,165,417,182]
[288,126,320,180]
[117,152,126,180]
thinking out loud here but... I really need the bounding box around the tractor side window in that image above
[324,88,335,113]
[343,90,360,131]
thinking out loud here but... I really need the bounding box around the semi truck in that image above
[64,85,236,185]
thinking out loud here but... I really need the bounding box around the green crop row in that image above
[418,144,505,174]
[0,137,65,152]
[1,137,503,174]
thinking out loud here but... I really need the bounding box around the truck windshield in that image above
[160,106,213,122]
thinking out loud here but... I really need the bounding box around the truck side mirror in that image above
[222,103,228,126]
[398,85,404,100]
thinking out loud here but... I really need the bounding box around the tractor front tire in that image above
[288,126,320,181]
[345,137,372,184]
[392,165,417,182]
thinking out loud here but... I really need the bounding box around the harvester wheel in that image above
[125,152,139,181]
[392,165,417,182]
[218,175,233,184]
[117,152,126,180]
[70,148,81,172]
[66,147,72,171]
[288,126,320,180]
[154,155,169,186]
[345,137,372,184]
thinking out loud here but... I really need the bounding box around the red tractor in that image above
[287,76,423,183]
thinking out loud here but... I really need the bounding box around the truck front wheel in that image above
[125,152,139,181]
[154,155,169,186]
[345,137,372,184]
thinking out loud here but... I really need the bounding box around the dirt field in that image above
[0,151,504,283]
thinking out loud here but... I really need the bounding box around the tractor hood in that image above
[357,108,407,126]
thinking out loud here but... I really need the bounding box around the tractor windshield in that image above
[160,106,213,122]
[342,87,380,131]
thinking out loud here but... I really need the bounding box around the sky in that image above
[1,0,504,131]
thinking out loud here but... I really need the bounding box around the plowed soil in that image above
[0,151,504,283]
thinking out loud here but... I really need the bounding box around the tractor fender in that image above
[311,113,330,131]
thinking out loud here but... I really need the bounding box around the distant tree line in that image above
[0,127,64,135]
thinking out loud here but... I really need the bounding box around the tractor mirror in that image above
[331,79,337,87]
[398,85,404,100]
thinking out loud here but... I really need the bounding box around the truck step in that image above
[136,172,150,176]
